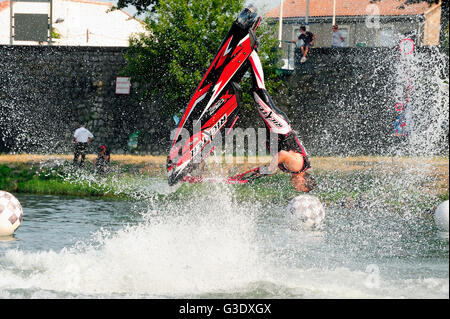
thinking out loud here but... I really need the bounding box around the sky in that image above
[97,0,281,17]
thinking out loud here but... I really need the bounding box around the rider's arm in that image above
[260,151,286,175]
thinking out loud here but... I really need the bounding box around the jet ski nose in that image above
[167,175,177,186]
[167,166,180,186]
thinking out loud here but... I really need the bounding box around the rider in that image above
[234,48,316,192]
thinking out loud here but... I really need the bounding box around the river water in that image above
[0,182,448,299]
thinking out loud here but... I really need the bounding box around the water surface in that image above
[0,189,448,299]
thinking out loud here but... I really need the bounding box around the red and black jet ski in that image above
[167,6,261,186]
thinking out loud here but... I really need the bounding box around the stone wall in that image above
[273,47,400,156]
[0,45,447,156]
[0,45,171,155]
[252,46,448,156]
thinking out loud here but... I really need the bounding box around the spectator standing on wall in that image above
[331,24,345,47]
[294,26,316,64]
[73,125,93,167]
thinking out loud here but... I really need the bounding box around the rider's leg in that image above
[248,50,291,135]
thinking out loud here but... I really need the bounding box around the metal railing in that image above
[278,40,297,71]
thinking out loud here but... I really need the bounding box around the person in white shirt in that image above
[73,126,94,167]
[331,25,345,47]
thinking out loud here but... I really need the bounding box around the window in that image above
[294,28,301,46]
[332,25,350,47]
[378,27,395,47]
[339,27,350,47]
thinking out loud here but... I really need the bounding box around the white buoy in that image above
[287,194,325,230]
[434,200,449,232]
[0,190,23,236]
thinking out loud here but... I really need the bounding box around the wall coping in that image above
[0,45,128,53]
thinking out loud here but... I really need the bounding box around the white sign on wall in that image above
[115,77,131,94]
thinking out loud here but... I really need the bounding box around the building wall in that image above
[423,5,442,46]
[0,2,9,43]
[279,17,423,49]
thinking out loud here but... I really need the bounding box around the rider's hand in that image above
[259,166,271,175]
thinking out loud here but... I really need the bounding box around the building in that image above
[0,0,147,46]
[266,0,442,49]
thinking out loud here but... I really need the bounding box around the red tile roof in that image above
[0,0,9,12]
[266,0,438,18]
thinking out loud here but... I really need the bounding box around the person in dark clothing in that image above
[295,26,316,63]
[95,145,110,174]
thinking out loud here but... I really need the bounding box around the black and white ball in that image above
[287,195,325,231]
[0,191,23,236]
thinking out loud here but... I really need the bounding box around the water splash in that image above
[0,186,447,298]
[0,185,270,297]
[393,44,449,156]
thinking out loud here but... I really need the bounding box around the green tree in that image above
[51,28,61,39]
[123,0,282,116]
[114,0,159,15]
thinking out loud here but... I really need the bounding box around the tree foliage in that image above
[123,0,282,116]
[115,0,159,15]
